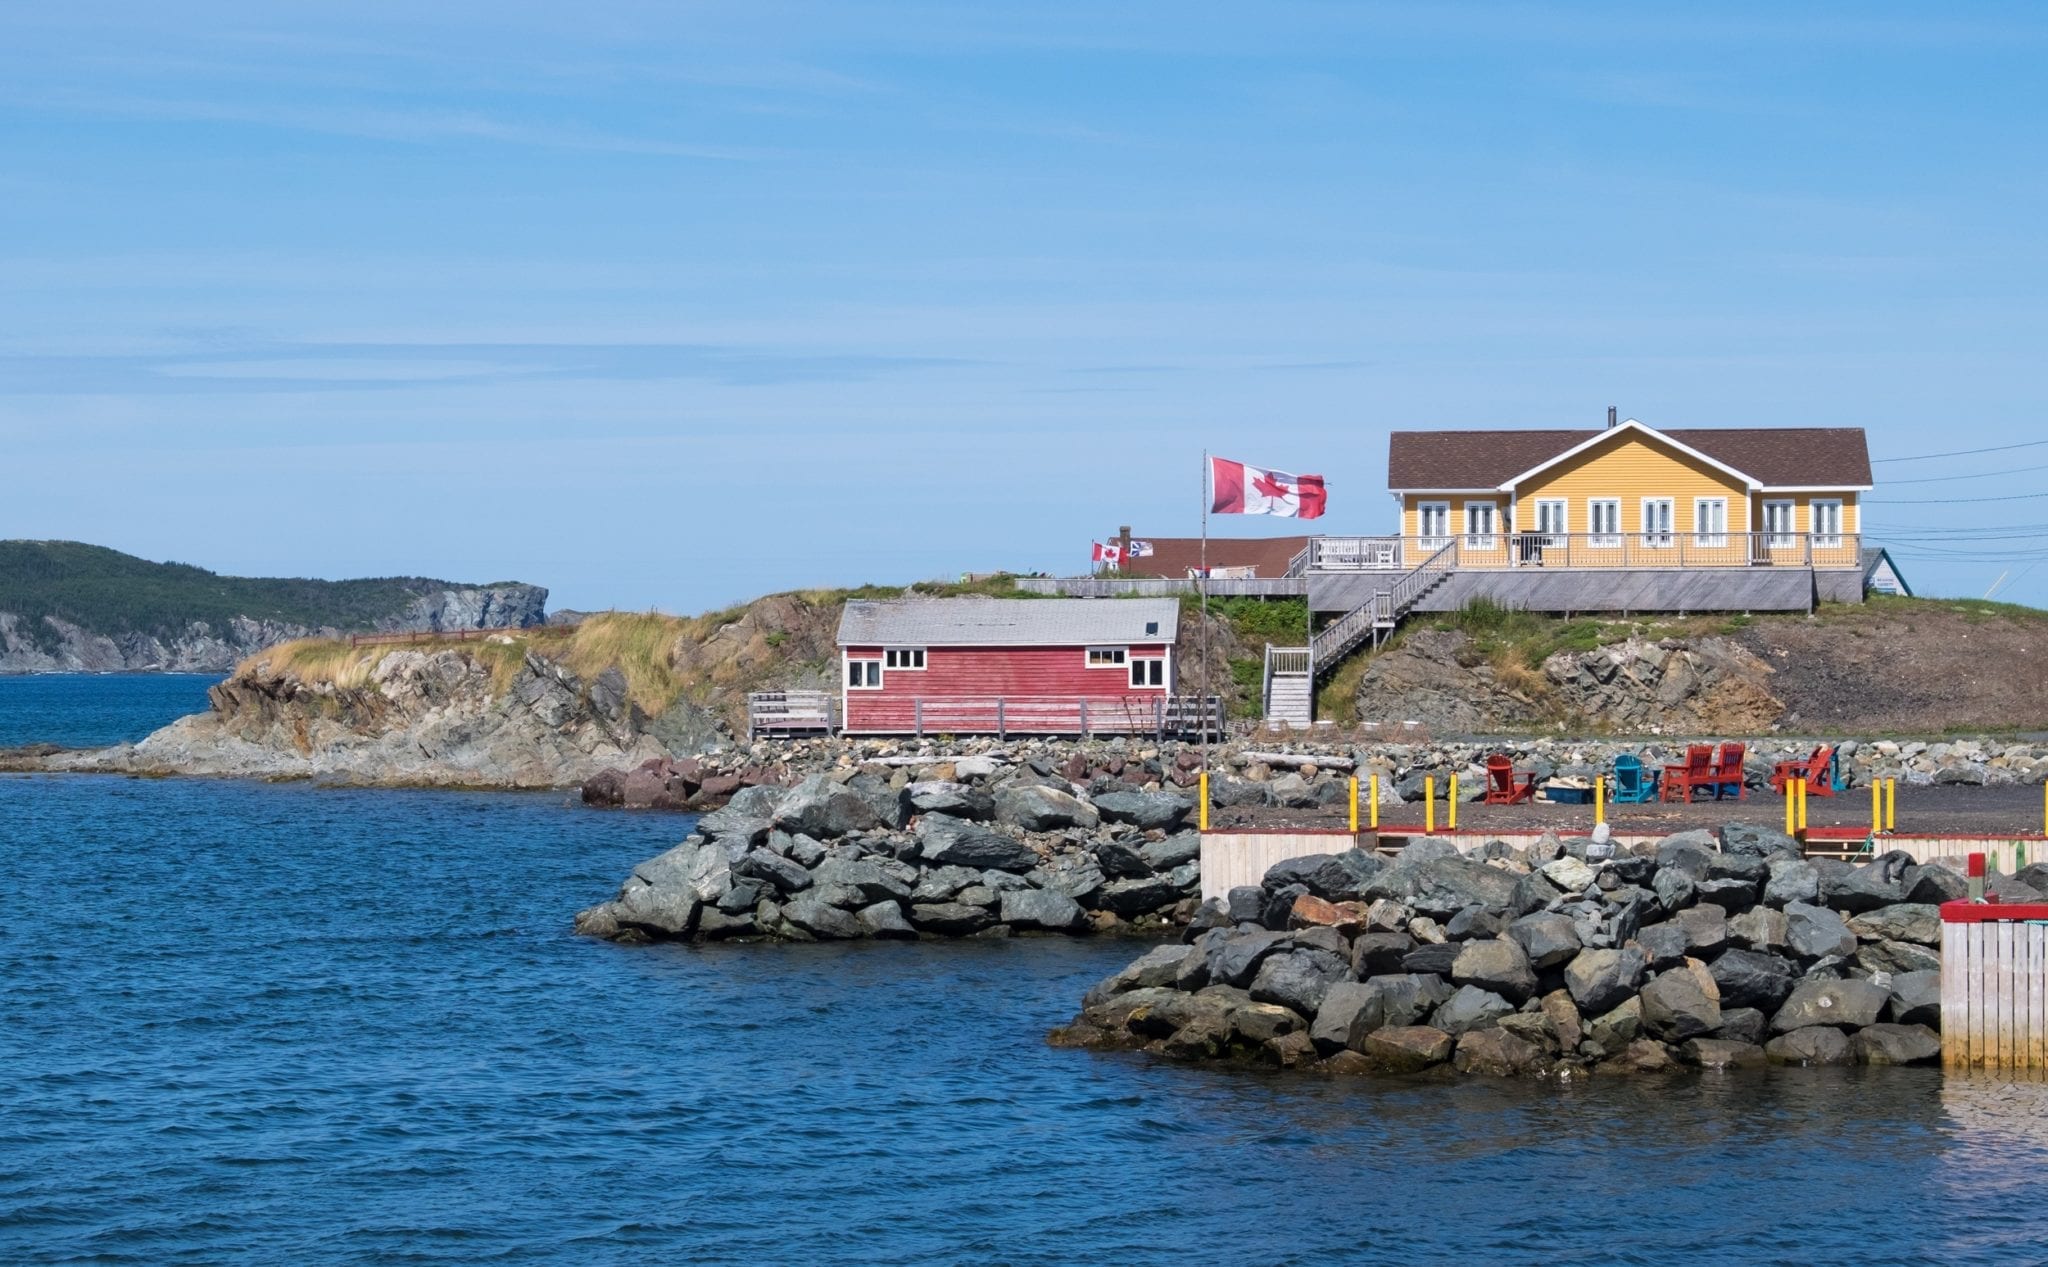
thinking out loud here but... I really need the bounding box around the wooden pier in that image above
[1943,898,2048,1071]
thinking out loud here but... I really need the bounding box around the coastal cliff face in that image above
[0,584,548,674]
[71,643,666,787]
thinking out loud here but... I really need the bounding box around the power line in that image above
[1872,438,2048,464]
[1868,490,2048,505]
[1884,460,2048,485]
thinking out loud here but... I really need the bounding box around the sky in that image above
[4,1,2047,612]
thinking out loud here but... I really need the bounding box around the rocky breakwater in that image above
[574,761,1204,943]
[1053,824,1957,1077]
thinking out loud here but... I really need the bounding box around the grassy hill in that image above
[0,540,533,650]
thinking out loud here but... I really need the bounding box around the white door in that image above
[1417,502,1450,547]
[1694,498,1727,548]
[1764,500,1796,548]
[1641,498,1674,548]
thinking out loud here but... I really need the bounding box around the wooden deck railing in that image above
[346,626,523,648]
[748,690,836,738]
[842,694,1224,740]
[1306,532,1864,572]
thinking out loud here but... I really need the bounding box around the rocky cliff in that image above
[0,540,547,673]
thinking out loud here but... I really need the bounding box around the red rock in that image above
[696,772,742,800]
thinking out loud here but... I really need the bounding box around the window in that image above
[1129,655,1166,689]
[1812,499,1843,547]
[846,659,882,689]
[1416,501,1451,546]
[1587,499,1621,548]
[1464,501,1498,549]
[1694,497,1728,548]
[1086,647,1127,668]
[1641,498,1675,548]
[884,647,925,670]
[1764,500,1797,548]
[1533,498,1568,546]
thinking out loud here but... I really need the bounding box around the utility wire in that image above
[1884,460,2048,485]
[1872,437,2048,463]
[1868,490,2048,505]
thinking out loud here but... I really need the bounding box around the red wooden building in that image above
[837,597,1182,736]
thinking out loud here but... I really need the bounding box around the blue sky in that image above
[4,2,2047,611]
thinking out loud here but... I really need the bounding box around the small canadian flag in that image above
[1211,457,1327,519]
[1091,541,1122,566]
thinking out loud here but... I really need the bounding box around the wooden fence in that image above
[1943,899,2048,1070]
[346,627,516,648]
[748,691,836,738]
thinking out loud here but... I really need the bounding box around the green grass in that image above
[0,539,533,651]
[1208,596,1310,645]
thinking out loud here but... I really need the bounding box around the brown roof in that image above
[1117,535,1308,579]
[1387,425,1872,490]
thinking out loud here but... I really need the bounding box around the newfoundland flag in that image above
[1210,457,1327,519]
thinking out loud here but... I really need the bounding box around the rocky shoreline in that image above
[574,761,1207,943]
[1051,825,1972,1076]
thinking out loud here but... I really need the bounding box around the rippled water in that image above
[5,680,2048,1264]
[0,673,217,747]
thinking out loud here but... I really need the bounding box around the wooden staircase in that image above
[1261,644,1313,730]
[1310,541,1459,674]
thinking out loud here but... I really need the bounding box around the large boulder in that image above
[1140,833,1201,872]
[993,784,1099,832]
[1250,949,1349,1016]
[1506,912,1582,970]
[1000,886,1086,932]
[1356,1025,1456,1072]
[908,901,996,936]
[1311,982,1376,1054]
[1764,1026,1854,1066]
[1639,960,1723,1042]
[782,894,865,940]
[1564,947,1648,1015]
[1720,823,1799,858]
[1095,875,1185,918]
[1452,1027,1546,1076]
[1886,970,1941,1028]
[1345,974,1456,1043]
[1857,939,1941,975]
[1903,864,1968,905]
[1451,937,1539,1004]
[1763,859,1820,907]
[1672,904,1729,956]
[1351,931,1417,976]
[1211,929,1296,989]
[735,847,813,895]
[1846,904,1941,947]
[1709,949,1799,1010]
[1364,856,1522,919]
[917,813,1040,872]
[1092,790,1195,832]
[1727,907,1790,953]
[855,900,917,940]
[772,774,884,839]
[1432,984,1515,1036]
[1852,1023,1942,1065]
[1820,862,1905,914]
[694,807,773,848]
[1085,944,1195,1006]
[1264,850,1382,902]
[811,857,912,905]
[1770,978,1891,1033]
[906,781,994,820]
[1784,902,1858,961]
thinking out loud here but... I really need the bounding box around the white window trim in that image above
[1641,497,1675,548]
[1532,498,1568,546]
[1694,497,1728,548]
[1463,500,1499,549]
[1128,652,1169,690]
[1587,497,1622,549]
[884,647,926,671]
[1811,498,1843,547]
[845,654,884,691]
[1764,499,1797,548]
[1085,646,1128,669]
[1416,500,1452,547]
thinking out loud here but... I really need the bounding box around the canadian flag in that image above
[1091,541,1122,566]
[1210,457,1327,519]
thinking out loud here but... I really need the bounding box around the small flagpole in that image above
[1200,449,1210,766]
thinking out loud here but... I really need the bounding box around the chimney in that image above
[1606,406,1618,429]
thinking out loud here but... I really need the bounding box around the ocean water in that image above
[5,680,2048,1264]
[0,672,218,748]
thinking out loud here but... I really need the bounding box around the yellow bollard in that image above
[1595,777,1605,827]
[1370,775,1380,830]
[1872,781,1882,836]
[1198,772,1209,832]
[1426,776,1436,835]
[1797,778,1808,836]
[1785,779,1796,837]
[2042,781,2046,838]
[1448,775,1458,831]
[1886,778,1896,833]
[1349,776,1359,833]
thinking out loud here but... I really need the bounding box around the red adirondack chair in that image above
[1662,744,1715,803]
[1484,754,1537,804]
[1709,741,1747,801]
[1771,744,1839,797]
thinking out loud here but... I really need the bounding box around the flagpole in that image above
[1200,449,1210,766]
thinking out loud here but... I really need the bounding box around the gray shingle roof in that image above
[1387,425,1873,490]
[837,597,1180,647]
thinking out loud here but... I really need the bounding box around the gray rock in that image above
[855,900,917,939]
[999,886,1086,931]
[1355,1025,1455,1072]
[907,901,995,936]
[1092,790,1194,832]
[917,813,1040,872]
[783,894,865,939]
[726,785,786,818]
[1771,977,1891,1033]
[1564,947,1648,1015]
[1453,1026,1547,1076]
[1763,859,1820,907]
[1345,974,1456,1044]
[773,774,884,839]
[1710,948,1799,1010]
[1847,904,1941,946]
[1433,984,1516,1036]
[1852,1023,1942,1065]
[1506,912,1582,970]
[1096,875,1184,918]
[1311,982,1377,1054]
[1451,937,1539,1003]
[1091,839,1150,879]
[1887,969,1941,1028]
[735,847,812,895]
[1350,931,1417,976]
[785,834,827,868]
[812,857,912,905]
[1633,924,1690,970]
[1652,867,1698,913]
[1084,944,1194,1006]
[1727,906,1790,953]
[1680,1038,1767,1070]
[905,780,994,820]
[1401,942,1463,976]
[1903,864,1968,905]
[1673,903,1729,956]
[1696,877,1759,914]
[1225,885,1266,924]
[1211,929,1295,988]
[1857,938,1941,975]
[1250,949,1349,1016]
[1821,863,1905,915]
[1784,902,1858,961]
[1139,832,1201,872]
[993,784,1099,832]
[1720,823,1799,858]
[1444,906,1505,941]
[1765,1025,1855,1065]
[1715,1006,1769,1046]
[694,808,773,848]
[1640,960,1723,1041]
[1363,856,1522,919]
[910,865,981,903]
[1264,851,1374,902]
[1586,997,1642,1051]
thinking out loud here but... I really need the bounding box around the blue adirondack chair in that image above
[1610,753,1661,804]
